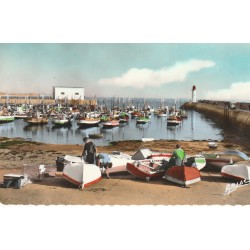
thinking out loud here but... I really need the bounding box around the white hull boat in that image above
[142,138,154,142]
[51,114,73,126]
[62,161,102,187]
[0,115,14,123]
[221,164,250,181]
[76,118,100,127]
[103,152,133,176]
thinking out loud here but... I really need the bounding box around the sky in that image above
[1,43,250,102]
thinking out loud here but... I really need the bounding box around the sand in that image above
[1,133,250,206]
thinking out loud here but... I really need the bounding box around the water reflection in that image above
[0,110,224,146]
[167,124,181,140]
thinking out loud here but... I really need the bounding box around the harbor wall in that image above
[183,102,250,132]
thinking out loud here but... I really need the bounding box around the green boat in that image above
[0,115,15,123]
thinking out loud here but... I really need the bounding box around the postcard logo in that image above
[224,179,249,195]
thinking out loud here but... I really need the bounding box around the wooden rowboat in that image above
[164,166,201,186]
[221,164,250,181]
[62,161,102,188]
[126,159,166,181]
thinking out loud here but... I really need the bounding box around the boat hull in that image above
[126,159,165,180]
[221,164,250,181]
[76,119,100,127]
[0,116,14,123]
[164,166,201,186]
[102,121,119,129]
[62,162,102,187]
[24,117,49,125]
[102,152,132,176]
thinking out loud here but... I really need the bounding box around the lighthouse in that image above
[192,85,197,102]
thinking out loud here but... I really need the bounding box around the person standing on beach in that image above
[81,137,97,164]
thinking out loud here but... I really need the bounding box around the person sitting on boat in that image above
[167,144,186,168]
[81,137,97,164]
[96,153,113,178]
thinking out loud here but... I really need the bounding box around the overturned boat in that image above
[62,160,102,188]
[163,166,201,186]
[221,163,250,181]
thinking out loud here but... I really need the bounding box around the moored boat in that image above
[167,116,182,126]
[76,117,101,127]
[102,120,120,129]
[13,111,28,119]
[88,133,104,139]
[136,116,150,124]
[51,113,73,126]
[0,114,14,123]
[24,112,49,125]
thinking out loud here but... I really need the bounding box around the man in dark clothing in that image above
[81,137,97,164]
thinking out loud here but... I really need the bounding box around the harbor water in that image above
[0,110,223,146]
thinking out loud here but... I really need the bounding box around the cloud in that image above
[98,59,215,88]
[204,82,250,101]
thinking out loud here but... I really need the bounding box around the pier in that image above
[183,101,250,133]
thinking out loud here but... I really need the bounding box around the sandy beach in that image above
[1,132,250,206]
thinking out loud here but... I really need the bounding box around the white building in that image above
[53,86,84,100]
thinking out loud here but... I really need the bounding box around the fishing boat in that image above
[136,116,150,124]
[88,133,104,139]
[119,112,129,123]
[51,113,73,126]
[62,161,102,188]
[101,151,133,177]
[221,164,250,181]
[163,166,201,186]
[0,114,14,123]
[13,111,28,119]
[98,149,172,178]
[71,107,80,117]
[202,153,233,170]
[202,150,249,171]
[157,111,167,117]
[167,115,182,126]
[76,117,101,127]
[131,111,141,118]
[56,155,83,171]
[179,110,188,118]
[126,159,167,181]
[56,152,132,178]
[126,154,205,181]
[102,120,120,129]
[23,112,49,125]
[131,148,172,161]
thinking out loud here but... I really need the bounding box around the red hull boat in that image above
[164,166,201,186]
[126,159,167,181]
